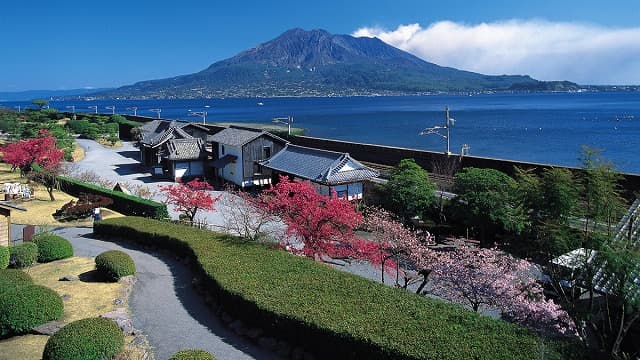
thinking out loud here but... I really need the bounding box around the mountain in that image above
[96,28,577,99]
[0,88,112,102]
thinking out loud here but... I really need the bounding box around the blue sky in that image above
[1,0,638,91]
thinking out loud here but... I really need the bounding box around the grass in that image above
[0,256,148,359]
[0,163,123,227]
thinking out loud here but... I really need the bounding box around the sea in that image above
[2,92,639,174]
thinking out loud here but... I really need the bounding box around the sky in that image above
[1,0,639,91]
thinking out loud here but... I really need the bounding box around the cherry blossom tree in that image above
[361,207,437,290]
[160,178,220,222]
[429,245,575,336]
[220,189,283,242]
[258,176,362,260]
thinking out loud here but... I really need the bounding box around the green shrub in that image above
[0,246,8,269]
[57,176,168,219]
[33,234,73,263]
[0,269,33,294]
[42,317,124,360]
[9,242,38,268]
[95,217,578,359]
[0,284,64,336]
[169,349,217,360]
[95,250,136,281]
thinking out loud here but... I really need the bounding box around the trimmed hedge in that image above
[95,250,136,281]
[9,242,38,268]
[42,317,124,360]
[95,217,577,360]
[57,175,168,219]
[0,269,33,294]
[0,284,64,336]
[169,349,217,360]
[33,234,73,263]
[0,246,8,269]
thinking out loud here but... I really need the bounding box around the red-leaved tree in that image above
[258,176,362,260]
[2,130,64,174]
[160,178,220,222]
[429,245,576,336]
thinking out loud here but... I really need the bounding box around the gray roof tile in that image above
[208,126,287,147]
[164,138,207,160]
[259,144,378,185]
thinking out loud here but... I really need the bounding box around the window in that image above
[221,145,225,155]
[336,190,348,199]
[263,146,271,159]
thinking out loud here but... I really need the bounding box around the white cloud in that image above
[353,20,640,85]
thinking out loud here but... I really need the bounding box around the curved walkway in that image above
[52,226,277,360]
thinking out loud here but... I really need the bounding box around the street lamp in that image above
[105,106,115,115]
[126,107,138,116]
[272,116,294,136]
[14,106,21,113]
[149,108,162,119]
[66,105,76,120]
[419,106,456,155]
[88,105,98,114]
[188,110,207,124]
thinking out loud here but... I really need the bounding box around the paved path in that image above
[52,226,278,360]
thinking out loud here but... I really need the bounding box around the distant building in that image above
[208,126,287,187]
[259,144,379,200]
[138,120,210,181]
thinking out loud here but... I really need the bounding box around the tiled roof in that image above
[207,126,287,147]
[140,120,194,147]
[164,138,207,160]
[259,144,378,185]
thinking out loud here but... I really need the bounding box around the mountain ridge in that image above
[94,28,577,99]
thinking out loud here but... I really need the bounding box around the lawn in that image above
[0,257,149,359]
[0,163,123,227]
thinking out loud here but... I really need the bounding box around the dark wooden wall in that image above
[242,135,286,178]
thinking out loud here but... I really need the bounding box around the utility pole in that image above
[272,116,294,136]
[105,106,115,115]
[419,106,457,155]
[127,107,138,116]
[88,105,98,114]
[149,108,162,119]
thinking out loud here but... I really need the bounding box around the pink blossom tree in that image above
[429,245,576,336]
[160,178,220,222]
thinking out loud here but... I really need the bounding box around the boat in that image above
[257,102,264,106]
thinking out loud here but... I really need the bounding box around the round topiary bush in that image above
[0,268,33,294]
[42,317,124,360]
[95,250,136,281]
[0,284,63,336]
[0,246,9,269]
[169,349,217,360]
[9,242,38,268]
[33,234,74,263]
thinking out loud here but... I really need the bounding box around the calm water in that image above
[3,92,639,174]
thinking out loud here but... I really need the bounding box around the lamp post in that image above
[149,108,161,119]
[126,106,138,116]
[105,106,115,115]
[188,110,207,124]
[14,106,21,113]
[419,106,456,155]
[66,105,76,120]
[272,116,293,136]
[88,105,98,114]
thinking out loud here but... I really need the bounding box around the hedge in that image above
[0,269,33,294]
[169,349,217,360]
[42,317,124,360]
[95,217,578,360]
[95,250,136,281]
[9,242,38,268]
[0,284,64,336]
[0,246,8,269]
[33,234,73,263]
[57,175,168,219]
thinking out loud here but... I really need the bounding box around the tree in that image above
[220,190,283,242]
[160,178,220,222]
[31,99,48,110]
[361,207,437,290]
[1,130,64,174]
[452,167,526,245]
[258,176,362,260]
[381,158,436,223]
[429,245,575,336]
